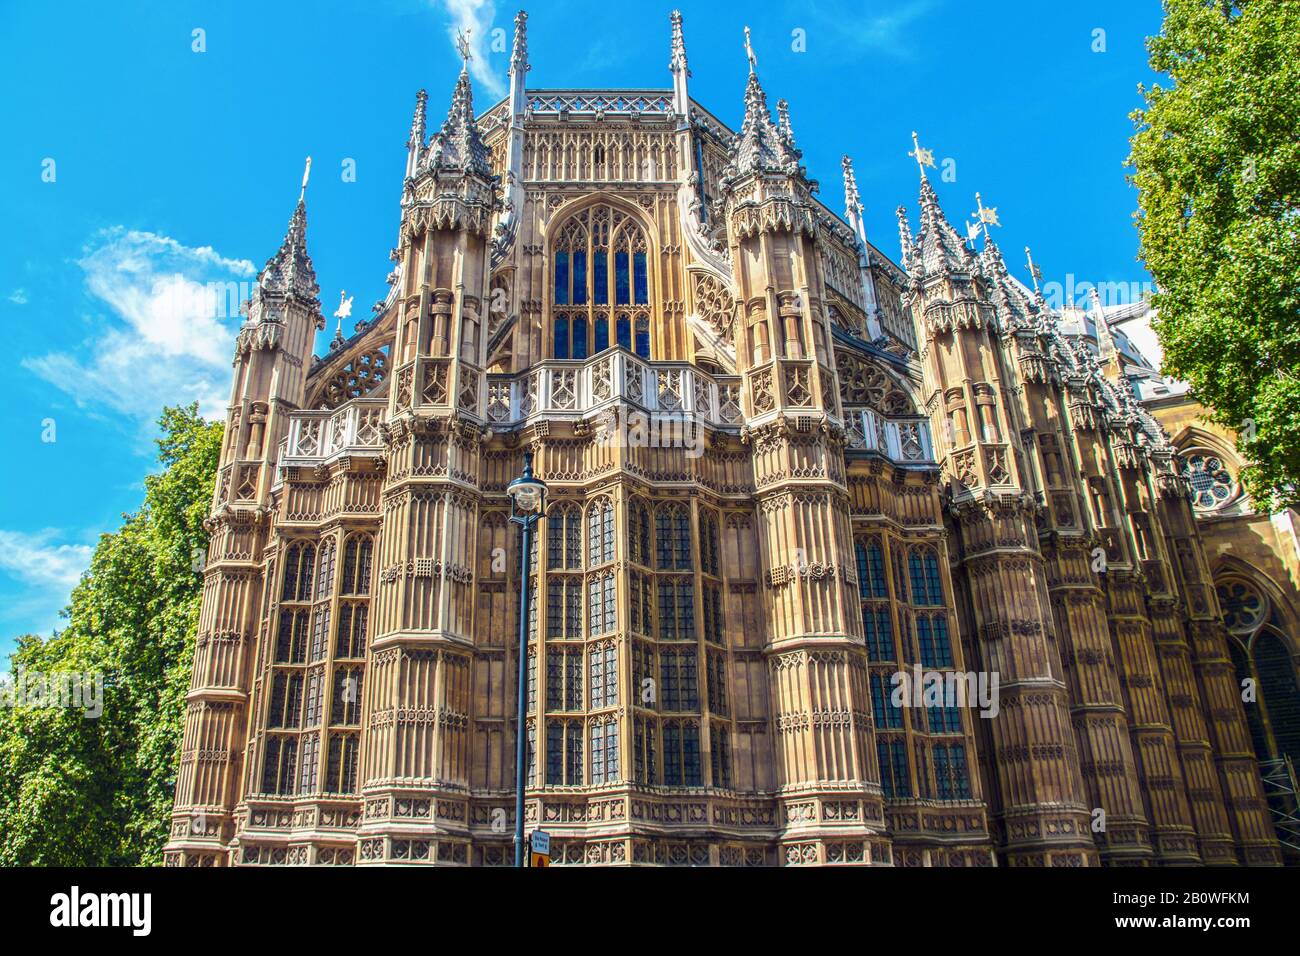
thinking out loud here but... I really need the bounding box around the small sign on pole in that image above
[529,829,551,868]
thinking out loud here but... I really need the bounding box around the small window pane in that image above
[594,250,608,305]
[554,251,569,305]
[615,250,630,304]
[572,249,587,305]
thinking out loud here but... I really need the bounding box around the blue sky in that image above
[0,0,1164,659]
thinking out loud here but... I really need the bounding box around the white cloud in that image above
[8,288,28,305]
[437,0,508,100]
[0,530,93,591]
[798,0,938,58]
[23,228,254,421]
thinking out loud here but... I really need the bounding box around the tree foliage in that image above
[0,406,221,865]
[1130,0,1300,507]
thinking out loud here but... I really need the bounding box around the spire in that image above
[428,31,491,178]
[507,11,529,119]
[1089,286,1120,370]
[406,89,428,178]
[776,99,797,152]
[897,205,916,276]
[670,9,688,74]
[257,157,319,304]
[842,155,863,222]
[510,10,529,77]
[729,27,799,178]
[669,10,690,115]
[407,89,428,149]
[906,132,971,274]
[842,155,882,338]
[916,172,974,276]
[978,231,1034,331]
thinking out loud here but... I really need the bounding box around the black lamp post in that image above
[507,448,547,867]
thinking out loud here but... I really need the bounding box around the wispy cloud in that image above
[436,0,508,99]
[0,530,92,591]
[794,0,939,58]
[23,228,254,422]
[8,288,28,305]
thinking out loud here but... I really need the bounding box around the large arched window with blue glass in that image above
[551,203,651,360]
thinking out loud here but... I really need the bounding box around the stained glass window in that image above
[917,615,953,668]
[863,607,894,662]
[340,534,373,595]
[547,505,581,570]
[276,609,309,664]
[335,602,368,658]
[657,579,695,641]
[711,722,732,788]
[331,666,363,725]
[553,250,569,305]
[908,548,943,605]
[587,498,615,566]
[1182,450,1235,512]
[934,742,972,799]
[871,672,904,729]
[325,732,360,793]
[877,739,910,798]
[281,542,316,601]
[552,204,651,357]
[660,647,699,711]
[855,538,888,599]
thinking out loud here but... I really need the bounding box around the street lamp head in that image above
[507,448,547,516]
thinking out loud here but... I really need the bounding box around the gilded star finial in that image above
[973,191,1001,229]
[744,26,757,72]
[908,131,935,177]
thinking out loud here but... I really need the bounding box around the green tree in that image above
[0,405,221,865]
[1130,0,1300,506]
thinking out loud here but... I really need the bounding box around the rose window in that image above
[1182,451,1234,512]
[1216,580,1266,634]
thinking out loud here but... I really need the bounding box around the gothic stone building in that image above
[164,11,1294,867]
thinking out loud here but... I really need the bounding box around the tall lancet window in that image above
[552,203,651,360]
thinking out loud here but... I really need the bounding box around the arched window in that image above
[588,571,616,636]
[315,539,336,599]
[590,715,619,785]
[587,498,615,567]
[1254,629,1300,768]
[908,548,943,605]
[655,504,692,571]
[699,510,720,577]
[932,742,972,800]
[855,538,888,599]
[547,504,582,570]
[281,542,316,602]
[275,609,309,664]
[552,203,651,359]
[331,666,364,725]
[1217,579,1266,634]
[340,534,374,595]
[917,614,953,667]
[627,498,651,566]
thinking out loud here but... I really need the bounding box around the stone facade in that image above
[163,11,1292,867]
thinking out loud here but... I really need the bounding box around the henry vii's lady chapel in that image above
[164,11,1300,867]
